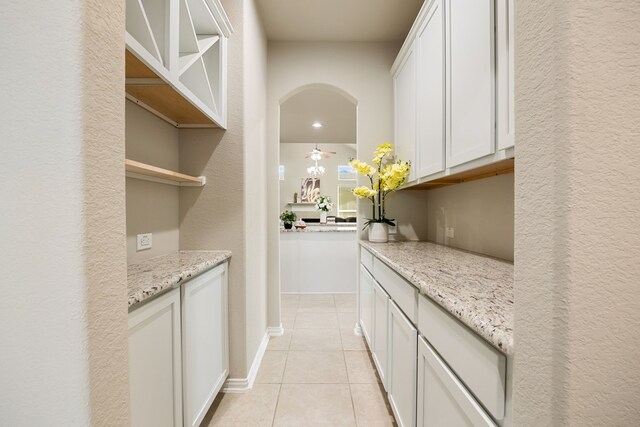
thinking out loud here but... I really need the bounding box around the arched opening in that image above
[276,83,360,301]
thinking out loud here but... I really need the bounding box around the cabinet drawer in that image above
[373,258,418,323]
[418,295,506,420]
[360,247,374,273]
[418,335,496,427]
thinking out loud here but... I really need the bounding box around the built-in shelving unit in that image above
[125,0,232,128]
[125,159,206,187]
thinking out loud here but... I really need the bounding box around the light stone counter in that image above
[128,250,232,310]
[281,224,357,233]
[360,241,513,354]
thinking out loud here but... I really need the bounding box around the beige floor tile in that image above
[273,384,356,427]
[294,312,339,329]
[255,351,288,384]
[202,383,280,427]
[350,383,396,427]
[281,307,298,321]
[282,351,348,383]
[334,293,357,312]
[344,351,381,384]
[290,328,342,351]
[282,318,295,330]
[281,294,300,310]
[340,328,368,351]
[298,294,336,312]
[268,329,292,351]
[338,311,358,329]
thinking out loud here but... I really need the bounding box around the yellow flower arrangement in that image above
[350,143,411,228]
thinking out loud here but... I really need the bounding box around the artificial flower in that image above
[353,186,377,198]
[349,159,376,176]
[373,143,394,165]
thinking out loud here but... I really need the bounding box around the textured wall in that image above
[243,0,269,370]
[0,0,129,425]
[425,174,514,261]
[514,0,640,424]
[126,103,180,264]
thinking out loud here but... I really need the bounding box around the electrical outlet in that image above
[389,224,397,234]
[445,227,455,239]
[137,233,152,251]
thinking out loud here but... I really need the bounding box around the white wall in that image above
[266,42,431,328]
[425,174,514,261]
[279,143,357,217]
[126,103,180,264]
[514,0,640,424]
[0,0,129,424]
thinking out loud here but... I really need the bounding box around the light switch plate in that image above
[137,233,152,251]
[445,227,455,239]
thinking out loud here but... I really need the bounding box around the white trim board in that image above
[222,330,270,393]
[268,324,284,337]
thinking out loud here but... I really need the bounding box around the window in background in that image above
[337,165,356,180]
[337,185,357,218]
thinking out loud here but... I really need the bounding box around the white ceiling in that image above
[280,88,356,144]
[256,0,424,42]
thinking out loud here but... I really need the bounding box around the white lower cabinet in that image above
[128,288,183,427]
[359,264,374,346]
[418,336,496,427]
[372,280,390,389]
[387,301,418,427]
[128,262,229,427]
[182,264,229,427]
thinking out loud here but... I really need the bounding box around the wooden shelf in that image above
[125,50,219,128]
[406,158,514,190]
[125,159,206,187]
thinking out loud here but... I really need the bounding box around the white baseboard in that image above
[268,324,284,337]
[222,329,270,393]
[353,322,363,336]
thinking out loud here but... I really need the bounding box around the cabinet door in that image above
[417,336,496,427]
[372,280,390,389]
[496,0,515,150]
[359,264,374,347]
[416,0,446,178]
[394,41,417,181]
[446,0,495,167]
[129,288,183,427]
[182,263,229,427]
[387,301,417,427]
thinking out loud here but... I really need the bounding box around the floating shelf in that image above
[286,203,318,212]
[125,159,206,187]
[406,158,514,190]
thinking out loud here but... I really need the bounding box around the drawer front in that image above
[372,280,390,390]
[373,258,418,323]
[418,295,506,420]
[418,336,496,427]
[360,247,374,273]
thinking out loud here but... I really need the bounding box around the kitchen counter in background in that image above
[128,250,232,309]
[281,224,357,232]
[360,241,513,354]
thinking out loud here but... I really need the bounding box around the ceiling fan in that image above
[305,145,336,161]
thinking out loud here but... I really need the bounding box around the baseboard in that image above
[354,322,363,336]
[222,329,270,393]
[268,324,284,337]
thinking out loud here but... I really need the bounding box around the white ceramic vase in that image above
[368,223,388,243]
[320,211,328,224]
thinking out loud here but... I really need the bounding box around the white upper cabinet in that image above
[446,0,495,168]
[393,41,417,182]
[496,0,515,150]
[416,0,445,178]
[393,0,514,185]
[125,0,231,128]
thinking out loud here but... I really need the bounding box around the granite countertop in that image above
[281,225,357,233]
[128,250,232,309]
[360,241,513,354]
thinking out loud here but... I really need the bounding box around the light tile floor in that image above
[201,293,397,427]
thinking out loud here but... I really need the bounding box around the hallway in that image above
[201,294,396,426]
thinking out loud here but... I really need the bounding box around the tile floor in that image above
[201,293,397,427]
